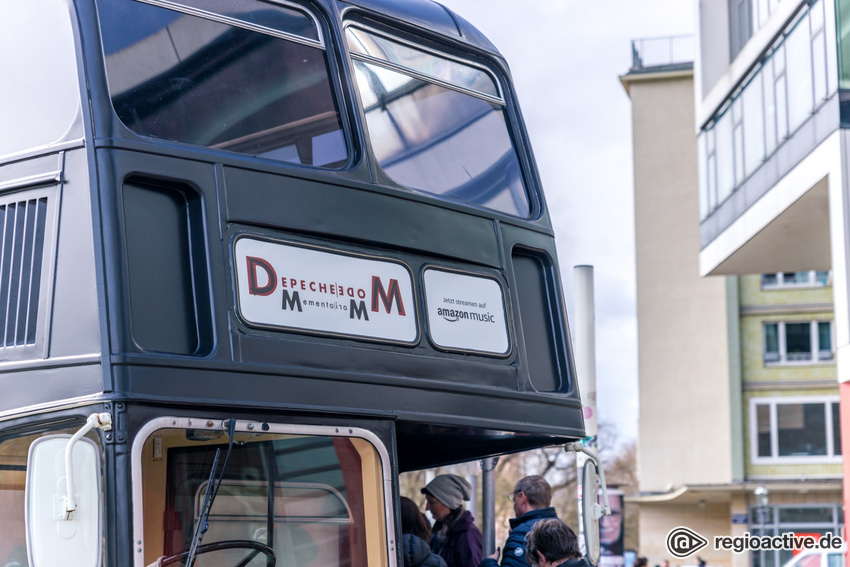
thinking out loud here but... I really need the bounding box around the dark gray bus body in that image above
[0,0,584,565]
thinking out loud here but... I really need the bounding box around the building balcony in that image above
[696,0,840,276]
[630,35,694,73]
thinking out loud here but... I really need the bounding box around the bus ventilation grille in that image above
[0,197,48,347]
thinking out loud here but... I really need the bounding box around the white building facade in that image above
[695,0,850,543]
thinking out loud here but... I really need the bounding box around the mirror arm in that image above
[564,441,611,519]
[63,413,112,519]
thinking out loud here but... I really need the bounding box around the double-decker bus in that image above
[0,0,605,565]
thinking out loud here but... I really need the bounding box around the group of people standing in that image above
[400,474,590,567]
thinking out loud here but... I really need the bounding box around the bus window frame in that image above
[91,0,364,172]
[130,0,326,48]
[130,416,396,567]
[340,15,543,221]
[345,23,505,105]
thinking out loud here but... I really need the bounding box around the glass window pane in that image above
[743,74,765,176]
[783,271,808,284]
[778,506,833,523]
[757,0,769,27]
[777,403,827,456]
[762,273,778,287]
[838,0,850,89]
[812,31,827,102]
[815,270,830,284]
[757,404,772,457]
[785,18,814,132]
[833,402,842,455]
[776,73,788,140]
[347,27,499,99]
[141,427,385,567]
[784,322,812,360]
[810,0,825,32]
[151,0,320,41]
[751,505,774,525]
[97,0,347,168]
[732,0,752,57]
[818,321,832,352]
[763,55,777,154]
[699,133,708,218]
[353,60,530,217]
[734,123,745,184]
[707,153,717,210]
[764,323,779,361]
[715,110,735,203]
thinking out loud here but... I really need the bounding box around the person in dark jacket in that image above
[404,534,449,567]
[401,496,434,542]
[480,476,559,567]
[422,474,483,567]
[400,496,447,567]
[525,518,590,567]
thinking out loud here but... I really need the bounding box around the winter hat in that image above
[421,474,472,510]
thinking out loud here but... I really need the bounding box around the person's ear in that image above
[535,551,547,567]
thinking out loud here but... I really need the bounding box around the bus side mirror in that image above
[581,460,603,566]
[26,435,102,567]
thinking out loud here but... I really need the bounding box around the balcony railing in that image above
[630,35,694,71]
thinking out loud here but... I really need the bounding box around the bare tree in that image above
[397,423,638,553]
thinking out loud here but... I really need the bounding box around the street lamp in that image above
[754,485,769,508]
[754,485,770,528]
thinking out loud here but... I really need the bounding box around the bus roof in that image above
[340,0,501,55]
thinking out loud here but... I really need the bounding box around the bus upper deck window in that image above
[347,27,531,218]
[96,0,348,168]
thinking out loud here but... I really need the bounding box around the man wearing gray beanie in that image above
[422,475,483,567]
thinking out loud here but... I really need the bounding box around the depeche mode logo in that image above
[246,256,407,321]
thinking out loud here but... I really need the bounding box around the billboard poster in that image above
[422,267,510,356]
[234,237,418,344]
[599,489,625,567]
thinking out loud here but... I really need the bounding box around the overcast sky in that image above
[435,1,696,448]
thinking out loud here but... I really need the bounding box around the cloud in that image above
[437,0,694,446]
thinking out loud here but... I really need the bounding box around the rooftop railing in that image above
[630,35,694,71]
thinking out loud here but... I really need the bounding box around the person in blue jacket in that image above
[480,476,559,567]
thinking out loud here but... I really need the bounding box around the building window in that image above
[764,320,832,364]
[699,0,831,220]
[751,397,841,463]
[730,0,753,60]
[749,503,843,567]
[761,270,830,288]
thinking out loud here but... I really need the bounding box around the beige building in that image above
[621,37,842,567]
